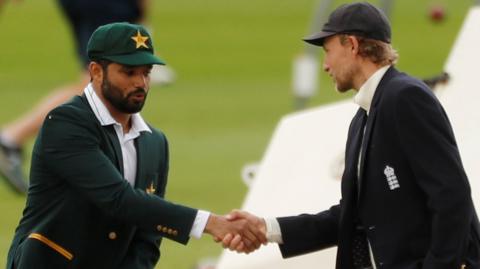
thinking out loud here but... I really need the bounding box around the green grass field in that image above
[0,0,472,268]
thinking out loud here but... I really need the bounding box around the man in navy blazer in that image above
[223,2,480,268]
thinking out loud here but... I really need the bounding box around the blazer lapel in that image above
[103,125,124,176]
[342,109,367,203]
[134,134,147,189]
[357,108,377,198]
[357,66,398,199]
[134,132,157,194]
[78,94,125,176]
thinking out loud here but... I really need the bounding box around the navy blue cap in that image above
[304,2,391,46]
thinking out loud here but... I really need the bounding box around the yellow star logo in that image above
[146,182,156,194]
[131,30,149,49]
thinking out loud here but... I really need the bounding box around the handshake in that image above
[204,210,268,254]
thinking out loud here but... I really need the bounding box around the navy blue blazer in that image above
[277,67,480,269]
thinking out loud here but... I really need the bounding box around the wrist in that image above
[264,217,283,243]
[204,214,218,235]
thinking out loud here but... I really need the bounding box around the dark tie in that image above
[352,109,373,269]
[357,109,368,195]
[352,227,373,269]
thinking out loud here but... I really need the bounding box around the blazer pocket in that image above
[28,233,74,261]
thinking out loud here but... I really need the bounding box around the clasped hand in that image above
[205,210,267,254]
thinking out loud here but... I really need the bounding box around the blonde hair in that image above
[339,34,398,66]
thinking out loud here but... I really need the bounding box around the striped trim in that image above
[28,233,73,261]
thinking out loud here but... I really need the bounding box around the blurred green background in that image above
[0,0,473,268]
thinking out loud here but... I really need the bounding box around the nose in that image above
[323,63,330,73]
[134,73,148,89]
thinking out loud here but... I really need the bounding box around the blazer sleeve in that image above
[39,105,197,245]
[393,85,474,269]
[277,204,340,258]
[118,134,171,269]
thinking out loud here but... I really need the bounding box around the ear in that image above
[88,62,104,83]
[348,36,360,55]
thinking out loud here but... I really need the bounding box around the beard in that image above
[101,76,147,114]
[334,63,358,93]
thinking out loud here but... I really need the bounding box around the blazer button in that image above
[156,225,163,232]
[108,232,117,240]
[172,230,178,236]
[167,228,173,234]
[162,227,168,233]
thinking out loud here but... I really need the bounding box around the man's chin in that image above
[118,102,144,114]
[335,86,347,93]
[335,83,353,93]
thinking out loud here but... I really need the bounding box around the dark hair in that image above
[89,59,113,82]
[95,59,113,72]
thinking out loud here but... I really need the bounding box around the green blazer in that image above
[7,95,198,269]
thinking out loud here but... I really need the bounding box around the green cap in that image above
[87,22,165,66]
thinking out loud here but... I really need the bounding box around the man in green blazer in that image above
[6,22,265,269]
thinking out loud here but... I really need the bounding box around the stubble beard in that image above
[334,65,357,93]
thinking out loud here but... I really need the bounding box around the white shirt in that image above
[354,65,391,180]
[264,66,392,263]
[84,84,209,238]
[353,65,391,114]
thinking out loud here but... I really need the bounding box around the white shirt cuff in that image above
[264,217,283,244]
[189,210,210,239]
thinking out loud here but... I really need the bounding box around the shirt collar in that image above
[84,83,151,133]
[353,65,391,115]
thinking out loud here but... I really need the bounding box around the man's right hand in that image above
[221,210,268,253]
[204,212,267,254]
